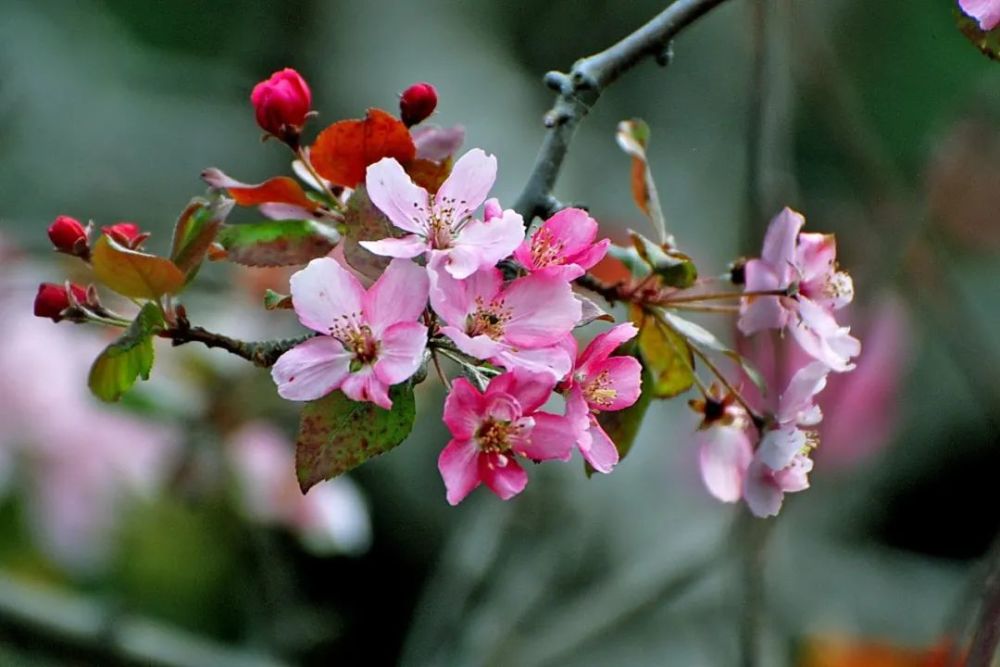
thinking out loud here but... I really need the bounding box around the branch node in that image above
[655,40,675,67]
[544,70,570,93]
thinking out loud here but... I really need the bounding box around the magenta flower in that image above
[362,149,525,279]
[437,370,574,505]
[739,207,860,372]
[272,257,429,409]
[755,361,828,471]
[562,323,642,473]
[429,258,582,379]
[960,0,1000,31]
[251,68,312,142]
[743,452,813,518]
[513,207,610,281]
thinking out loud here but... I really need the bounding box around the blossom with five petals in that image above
[361,149,525,279]
[513,207,610,281]
[272,257,429,409]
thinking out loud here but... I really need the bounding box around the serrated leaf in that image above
[295,384,416,492]
[342,186,395,281]
[616,118,667,243]
[88,303,164,402]
[310,108,416,188]
[91,235,186,299]
[629,230,697,288]
[216,220,339,267]
[170,196,233,280]
[633,306,695,399]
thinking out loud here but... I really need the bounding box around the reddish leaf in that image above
[406,157,452,194]
[310,108,416,188]
[91,235,186,300]
[202,168,319,212]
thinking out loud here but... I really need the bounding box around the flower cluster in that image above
[271,145,643,504]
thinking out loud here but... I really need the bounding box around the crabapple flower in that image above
[47,215,88,255]
[251,68,312,143]
[739,207,860,372]
[513,207,610,281]
[429,258,581,379]
[960,0,1000,31]
[272,257,429,409]
[361,149,525,279]
[689,386,753,503]
[438,370,574,505]
[743,451,813,518]
[756,361,828,471]
[562,323,642,473]
[34,282,88,322]
[102,222,148,249]
[399,82,438,127]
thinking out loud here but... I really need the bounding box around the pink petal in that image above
[272,337,352,401]
[438,438,481,505]
[435,149,497,225]
[743,460,784,518]
[374,321,428,385]
[569,237,611,272]
[483,198,503,222]
[365,157,431,236]
[757,426,806,471]
[761,207,804,270]
[359,235,428,259]
[501,274,581,348]
[478,453,528,500]
[777,361,829,424]
[795,232,837,285]
[577,323,639,374]
[258,203,324,221]
[446,210,525,279]
[487,369,555,415]
[792,298,861,372]
[493,344,574,380]
[340,366,393,409]
[363,258,429,334]
[515,412,574,462]
[412,125,466,162]
[773,453,813,493]
[697,424,752,502]
[585,355,642,411]
[441,326,504,360]
[580,419,620,474]
[960,0,1000,30]
[428,258,502,328]
[541,208,599,255]
[739,260,789,335]
[442,378,485,439]
[290,258,366,335]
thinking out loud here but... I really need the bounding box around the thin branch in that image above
[514,0,734,221]
[160,326,312,368]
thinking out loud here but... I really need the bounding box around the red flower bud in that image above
[33,283,88,322]
[102,222,147,249]
[47,215,88,254]
[251,68,312,145]
[399,82,438,127]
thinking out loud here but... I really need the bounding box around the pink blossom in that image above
[272,257,429,409]
[251,68,312,141]
[429,258,581,379]
[743,451,813,518]
[739,207,860,372]
[561,323,642,473]
[513,208,610,281]
[361,149,525,279]
[697,423,753,503]
[756,361,828,471]
[960,0,1000,31]
[437,370,574,505]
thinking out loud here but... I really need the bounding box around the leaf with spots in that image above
[342,185,395,281]
[295,384,416,492]
[215,220,339,267]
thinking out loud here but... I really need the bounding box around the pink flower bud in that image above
[251,68,312,144]
[399,82,438,127]
[33,283,88,322]
[47,215,88,255]
[102,222,147,249]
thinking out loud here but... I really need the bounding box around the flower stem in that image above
[295,146,343,211]
[688,342,764,426]
[658,288,785,305]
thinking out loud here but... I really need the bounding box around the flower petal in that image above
[580,419,620,474]
[761,207,804,270]
[577,323,639,374]
[340,366,393,409]
[290,258,365,334]
[515,412,574,462]
[365,157,431,236]
[374,321,428,385]
[442,378,484,439]
[960,0,1000,31]
[493,344,574,380]
[435,149,497,225]
[487,369,555,415]
[697,424,752,502]
[441,326,504,361]
[739,260,789,335]
[585,355,642,411]
[272,337,352,401]
[438,438,481,505]
[777,361,829,425]
[363,258,429,334]
[446,210,525,279]
[428,257,502,327]
[501,274,581,348]
[743,460,784,518]
[757,426,807,471]
[478,453,527,500]
[359,235,428,259]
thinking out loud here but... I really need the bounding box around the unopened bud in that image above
[33,282,88,322]
[399,82,437,127]
[102,222,148,249]
[47,215,89,256]
[251,68,312,147]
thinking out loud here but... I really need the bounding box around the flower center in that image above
[475,418,516,454]
[529,228,566,267]
[466,297,512,340]
[330,316,379,366]
[583,369,617,407]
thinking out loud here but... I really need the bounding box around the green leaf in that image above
[263,289,293,310]
[91,235,186,300]
[956,9,1000,60]
[170,196,233,280]
[342,186,395,281]
[659,310,767,395]
[633,306,695,399]
[629,230,697,288]
[607,243,651,279]
[88,303,164,402]
[216,220,340,267]
[295,384,416,492]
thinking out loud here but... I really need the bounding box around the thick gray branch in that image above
[514,0,733,221]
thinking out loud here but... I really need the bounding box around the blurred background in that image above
[1,0,998,665]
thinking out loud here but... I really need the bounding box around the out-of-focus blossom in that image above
[959,0,1000,31]
[438,370,573,505]
[513,207,610,281]
[561,323,642,473]
[429,258,581,379]
[251,68,312,144]
[226,422,371,555]
[272,257,429,409]
[399,82,438,127]
[412,125,465,162]
[756,362,828,471]
[690,386,754,503]
[361,149,524,279]
[743,450,813,518]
